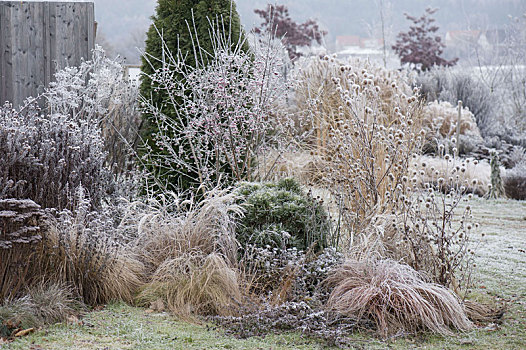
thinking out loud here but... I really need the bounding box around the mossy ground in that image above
[4,199,525,350]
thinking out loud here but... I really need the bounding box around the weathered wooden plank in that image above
[48,1,57,82]
[87,3,94,58]
[11,2,24,106]
[72,2,82,66]
[54,2,75,68]
[10,1,43,106]
[0,3,6,104]
[28,3,45,98]
[0,1,95,107]
[0,4,4,104]
[0,4,13,103]
[43,2,51,95]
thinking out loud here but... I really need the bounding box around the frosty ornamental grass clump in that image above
[132,189,244,319]
[326,259,473,337]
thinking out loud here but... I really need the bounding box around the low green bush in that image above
[235,178,330,252]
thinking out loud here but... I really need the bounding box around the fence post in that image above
[456,100,462,157]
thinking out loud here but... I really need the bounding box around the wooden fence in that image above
[0,1,95,107]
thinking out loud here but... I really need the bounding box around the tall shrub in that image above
[392,8,457,72]
[140,0,249,194]
[140,22,287,196]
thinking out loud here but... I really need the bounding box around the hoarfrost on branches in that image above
[140,22,289,194]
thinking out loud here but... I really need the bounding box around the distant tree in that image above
[95,31,118,59]
[139,0,248,194]
[392,8,457,71]
[254,4,326,61]
[117,28,147,64]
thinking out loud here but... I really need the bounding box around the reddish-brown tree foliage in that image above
[392,8,458,71]
[254,4,326,61]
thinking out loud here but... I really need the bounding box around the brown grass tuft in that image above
[0,283,85,329]
[34,209,144,305]
[137,253,242,318]
[132,190,245,318]
[423,100,481,138]
[132,190,242,271]
[326,259,473,337]
[464,299,506,324]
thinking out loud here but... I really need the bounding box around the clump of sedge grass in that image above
[137,253,242,318]
[133,189,244,318]
[34,190,144,305]
[0,283,85,330]
[326,259,473,337]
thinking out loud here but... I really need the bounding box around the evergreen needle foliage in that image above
[235,178,330,252]
[139,0,249,194]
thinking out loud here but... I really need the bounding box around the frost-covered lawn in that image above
[5,199,526,350]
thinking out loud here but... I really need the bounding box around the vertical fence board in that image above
[43,2,51,92]
[0,1,95,107]
[48,2,57,82]
[2,3,13,104]
[0,4,4,103]
[87,3,94,57]
[11,3,24,106]
[0,4,9,104]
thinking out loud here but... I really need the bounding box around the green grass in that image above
[3,199,526,349]
[4,302,333,350]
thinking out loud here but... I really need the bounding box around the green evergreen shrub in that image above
[140,0,249,194]
[235,178,330,252]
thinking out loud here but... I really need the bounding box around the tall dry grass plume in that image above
[422,100,481,139]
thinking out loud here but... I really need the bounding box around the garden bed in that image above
[4,198,525,350]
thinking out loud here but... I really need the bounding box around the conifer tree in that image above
[139,0,248,194]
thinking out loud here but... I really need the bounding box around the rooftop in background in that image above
[335,35,384,50]
[334,35,386,63]
[445,29,511,52]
